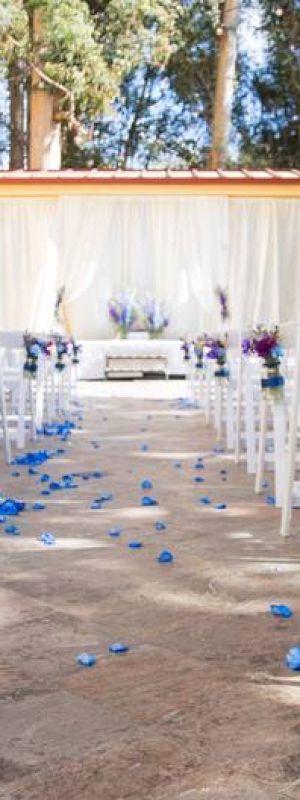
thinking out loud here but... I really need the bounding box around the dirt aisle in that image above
[0,389,299,800]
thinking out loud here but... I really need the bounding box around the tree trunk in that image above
[28,9,62,170]
[9,61,24,169]
[210,0,240,169]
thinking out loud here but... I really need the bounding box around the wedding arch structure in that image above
[0,169,299,338]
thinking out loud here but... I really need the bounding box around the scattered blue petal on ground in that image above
[214,503,227,510]
[157,549,174,563]
[128,541,143,549]
[77,653,97,667]
[41,490,51,496]
[155,521,167,531]
[141,496,158,506]
[32,503,45,511]
[270,604,293,619]
[141,480,153,490]
[286,646,300,671]
[38,532,56,546]
[199,496,211,505]
[140,444,149,452]
[194,476,205,483]
[173,462,182,468]
[108,529,121,538]
[0,498,25,515]
[4,525,20,535]
[108,643,129,654]
[11,472,20,478]
[90,501,103,510]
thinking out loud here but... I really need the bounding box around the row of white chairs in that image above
[186,330,300,537]
[0,331,78,464]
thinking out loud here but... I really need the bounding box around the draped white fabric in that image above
[0,198,57,332]
[0,194,299,336]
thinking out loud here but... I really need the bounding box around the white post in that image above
[280,325,300,537]
[273,399,286,507]
[255,393,267,493]
[234,330,243,462]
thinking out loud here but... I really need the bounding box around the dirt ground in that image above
[1,381,300,800]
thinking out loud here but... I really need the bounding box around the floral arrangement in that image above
[242,325,284,392]
[206,335,229,378]
[142,295,169,338]
[71,338,82,365]
[181,338,192,361]
[23,334,41,376]
[55,336,71,371]
[216,287,230,322]
[108,292,138,338]
[193,336,207,369]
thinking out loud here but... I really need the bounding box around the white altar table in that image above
[78,339,186,379]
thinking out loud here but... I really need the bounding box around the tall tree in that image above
[236,0,300,167]
[210,0,240,168]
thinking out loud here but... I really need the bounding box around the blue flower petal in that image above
[214,503,227,510]
[108,643,129,654]
[270,604,293,619]
[39,532,56,546]
[157,549,174,564]
[155,521,167,531]
[199,496,211,505]
[32,503,45,511]
[76,653,97,667]
[286,646,300,671]
[141,479,153,490]
[141,496,157,507]
[4,525,20,535]
[108,529,121,538]
[128,541,143,549]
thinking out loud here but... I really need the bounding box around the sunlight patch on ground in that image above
[0,537,112,552]
[139,584,270,616]
[258,682,300,707]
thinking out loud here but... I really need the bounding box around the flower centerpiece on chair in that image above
[55,336,71,371]
[142,295,169,339]
[108,292,138,339]
[206,335,229,378]
[181,337,193,361]
[242,325,284,394]
[23,334,41,377]
[193,336,207,369]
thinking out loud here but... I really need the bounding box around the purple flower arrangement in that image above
[108,292,138,338]
[55,336,71,371]
[142,296,169,338]
[242,325,284,392]
[181,338,192,361]
[242,325,283,368]
[71,338,82,365]
[216,287,230,322]
[206,335,229,378]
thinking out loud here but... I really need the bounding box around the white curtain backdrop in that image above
[68,195,229,338]
[228,198,300,330]
[0,193,299,337]
[0,198,57,332]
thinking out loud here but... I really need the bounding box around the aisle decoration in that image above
[141,295,169,338]
[23,334,41,376]
[108,292,138,338]
[206,335,229,378]
[71,338,82,365]
[55,336,71,371]
[242,325,284,395]
[216,287,230,322]
[194,336,206,369]
[181,337,193,361]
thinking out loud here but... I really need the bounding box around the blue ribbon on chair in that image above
[215,368,229,378]
[261,375,284,389]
